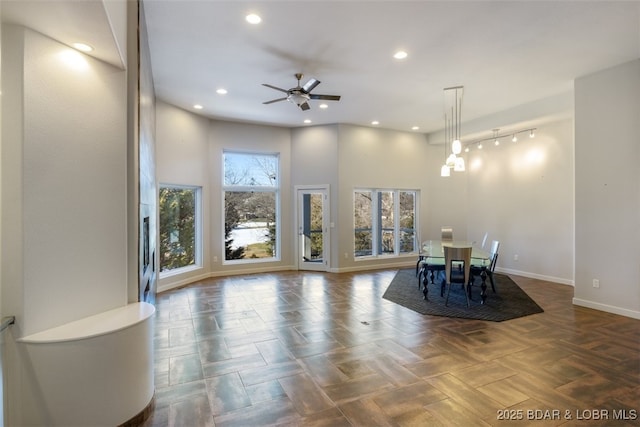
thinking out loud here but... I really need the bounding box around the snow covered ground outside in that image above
[230,222,269,248]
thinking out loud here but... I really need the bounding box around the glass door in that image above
[297,187,329,271]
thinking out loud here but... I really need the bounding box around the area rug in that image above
[382,269,543,321]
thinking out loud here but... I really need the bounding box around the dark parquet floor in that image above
[143,269,640,427]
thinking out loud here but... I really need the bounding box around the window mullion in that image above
[393,190,400,256]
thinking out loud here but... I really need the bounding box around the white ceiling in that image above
[4,1,640,139]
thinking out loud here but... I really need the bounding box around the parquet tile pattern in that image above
[143,270,640,426]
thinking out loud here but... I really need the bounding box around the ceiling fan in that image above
[262,73,341,111]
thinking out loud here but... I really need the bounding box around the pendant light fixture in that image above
[441,112,451,176]
[445,86,465,173]
[441,86,465,176]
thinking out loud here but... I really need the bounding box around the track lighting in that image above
[463,127,536,152]
[437,87,537,174]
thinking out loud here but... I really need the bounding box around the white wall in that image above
[156,101,212,288]
[157,106,576,288]
[156,102,294,291]
[466,119,575,284]
[3,26,128,337]
[574,59,640,319]
[422,140,469,242]
[336,124,436,271]
[0,6,5,424]
[209,120,293,274]
[1,24,130,425]
[291,125,339,267]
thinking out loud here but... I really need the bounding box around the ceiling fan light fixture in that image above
[288,92,310,106]
[263,74,341,111]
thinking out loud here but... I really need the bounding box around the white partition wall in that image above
[574,59,640,319]
[1,22,154,425]
[5,25,128,336]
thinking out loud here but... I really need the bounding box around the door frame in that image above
[294,185,331,271]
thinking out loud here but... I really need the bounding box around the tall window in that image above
[159,185,201,273]
[223,151,279,262]
[354,189,417,258]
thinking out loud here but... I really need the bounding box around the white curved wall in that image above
[19,303,155,426]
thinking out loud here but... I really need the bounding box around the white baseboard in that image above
[495,267,574,286]
[157,271,212,293]
[157,265,296,293]
[572,298,640,320]
[330,261,415,274]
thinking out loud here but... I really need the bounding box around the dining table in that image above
[418,240,492,304]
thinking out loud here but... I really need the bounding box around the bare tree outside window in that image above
[354,191,373,256]
[354,189,417,258]
[399,191,416,253]
[224,152,279,261]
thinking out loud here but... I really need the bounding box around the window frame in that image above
[222,150,281,264]
[158,184,203,278]
[353,188,419,259]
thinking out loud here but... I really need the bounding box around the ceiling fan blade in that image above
[310,94,341,101]
[302,78,320,93]
[263,97,288,105]
[299,102,311,111]
[262,83,289,93]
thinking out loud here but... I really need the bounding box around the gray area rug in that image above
[382,269,543,321]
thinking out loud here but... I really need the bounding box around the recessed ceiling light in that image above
[319,103,328,109]
[246,13,262,24]
[216,88,228,95]
[412,126,419,131]
[304,119,312,124]
[59,50,89,71]
[371,121,379,126]
[393,50,408,60]
[72,42,93,52]
[193,104,203,110]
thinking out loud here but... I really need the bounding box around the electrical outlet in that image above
[513,254,519,261]
[593,279,599,288]
[344,252,348,259]
[213,256,218,262]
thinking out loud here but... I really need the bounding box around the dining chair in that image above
[472,240,499,292]
[444,245,472,307]
[441,226,453,242]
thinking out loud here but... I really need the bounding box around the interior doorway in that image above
[296,186,330,271]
